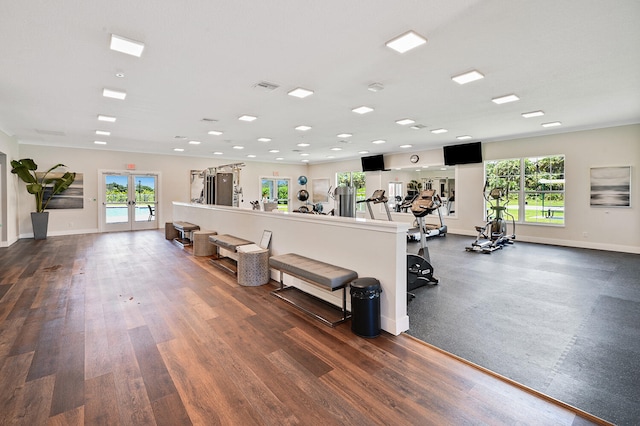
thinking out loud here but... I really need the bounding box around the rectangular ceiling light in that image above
[295,125,312,131]
[492,94,520,104]
[97,114,116,122]
[371,139,386,144]
[103,88,127,100]
[522,110,545,118]
[188,140,201,145]
[110,34,145,57]
[257,137,271,142]
[94,141,107,145]
[208,130,223,136]
[337,133,352,138]
[352,106,373,114]
[396,118,415,126]
[385,30,427,53]
[95,130,111,136]
[238,115,257,122]
[452,70,485,85]
[287,87,314,98]
[456,135,472,140]
[431,128,448,134]
[542,121,562,127]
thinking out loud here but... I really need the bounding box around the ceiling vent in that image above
[253,81,280,92]
[201,118,217,122]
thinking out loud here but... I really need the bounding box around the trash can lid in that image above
[351,277,381,290]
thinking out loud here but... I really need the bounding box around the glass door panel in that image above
[101,172,158,232]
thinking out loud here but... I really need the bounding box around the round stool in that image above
[237,246,270,286]
[193,230,217,256]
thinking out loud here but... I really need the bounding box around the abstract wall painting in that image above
[589,166,631,207]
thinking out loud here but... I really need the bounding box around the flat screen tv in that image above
[443,141,482,165]
[361,154,386,172]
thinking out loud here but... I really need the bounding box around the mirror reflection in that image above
[384,166,456,216]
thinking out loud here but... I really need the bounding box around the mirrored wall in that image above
[384,166,456,216]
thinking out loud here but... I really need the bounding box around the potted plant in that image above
[10,158,76,240]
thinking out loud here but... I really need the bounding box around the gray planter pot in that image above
[31,211,49,240]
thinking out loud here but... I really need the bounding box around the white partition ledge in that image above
[173,202,410,335]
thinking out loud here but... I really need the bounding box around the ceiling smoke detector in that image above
[253,81,280,91]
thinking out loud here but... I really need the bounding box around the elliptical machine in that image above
[407,189,439,298]
[466,181,516,254]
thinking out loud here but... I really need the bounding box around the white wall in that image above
[0,129,19,246]
[15,145,309,237]
[11,123,640,253]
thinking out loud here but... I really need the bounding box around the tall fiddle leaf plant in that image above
[11,158,76,212]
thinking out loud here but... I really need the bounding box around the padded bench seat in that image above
[269,253,358,326]
[172,221,200,247]
[208,234,254,275]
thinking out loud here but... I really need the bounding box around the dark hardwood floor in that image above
[0,230,610,425]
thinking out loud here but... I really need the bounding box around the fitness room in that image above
[1,2,639,425]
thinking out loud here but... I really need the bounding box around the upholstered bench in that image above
[173,221,200,247]
[208,234,254,274]
[269,253,358,326]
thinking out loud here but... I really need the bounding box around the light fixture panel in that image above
[522,110,545,118]
[110,34,145,57]
[97,114,116,122]
[287,87,314,98]
[352,106,373,114]
[238,115,257,122]
[396,118,415,126]
[452,70,485,85]
[385,30,427,53]
[208,130,223,136]
[492,94,520,104]
[102,88,127,100]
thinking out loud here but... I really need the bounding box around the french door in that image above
[100,172,158,232]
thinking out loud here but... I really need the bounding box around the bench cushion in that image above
[209,234,254,252]
[269,253,357,290]
[173,221,200,232]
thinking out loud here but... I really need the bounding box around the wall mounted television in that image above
[443,141,483,165]
[361,154,386,172]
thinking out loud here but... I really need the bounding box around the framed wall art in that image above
[589,166,631,207]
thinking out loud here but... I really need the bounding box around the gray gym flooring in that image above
[406,234,640,426]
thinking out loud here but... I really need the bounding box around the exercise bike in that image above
[407,189,439,299]
[466,181,516,254]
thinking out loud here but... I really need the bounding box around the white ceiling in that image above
[1,0,639,164]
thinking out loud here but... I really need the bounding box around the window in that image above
[337,171,366,212]
[388,182,403,211]
[260,177,289,211]
[485,155,565,225]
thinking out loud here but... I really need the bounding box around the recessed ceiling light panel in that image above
[208,130,223,136]
[385,30,427,53]
[542,121,562,127]
[396,118,415,126]
[337,133,352,138]
[297,142,310,147]
[188,140,201,145]
[95,130,111,136]
[372,139,386,144]
[352,106,373,114]
[522,110,545,118]
[97,114,116,122]
[451,70,485,85]
[257,137,271,142]
[238,115,257,122]
[431,128,448,134]
[492,94,520,104]
[367,83,384,92]
[110,34,145,57]
[174,148,184,152]
[295,125,312,131]
[456,135,473,140]
[94,141,107,145]
[399,144,412,148]
[287,87,314,98]
[103,88,127,100]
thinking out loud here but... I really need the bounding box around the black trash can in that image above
[350,278,382,338]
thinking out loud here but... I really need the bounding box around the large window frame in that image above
[485,155,565,226]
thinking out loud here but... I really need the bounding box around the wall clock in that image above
[410,154,419,164]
